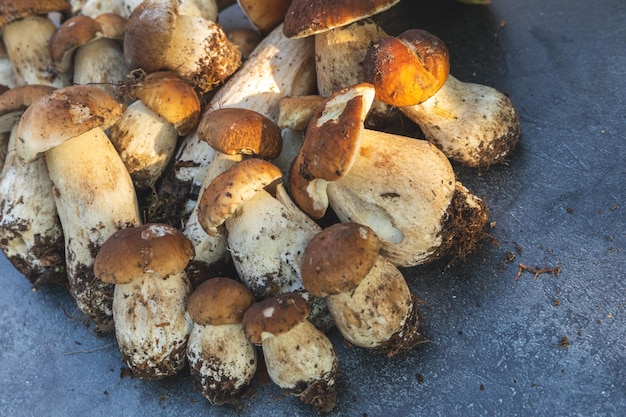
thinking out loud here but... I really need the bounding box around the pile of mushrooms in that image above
[0,0,521,413]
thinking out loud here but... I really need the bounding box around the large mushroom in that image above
[15,85,141,331]
[363,29,522,167]
[123,0,241,92]
[94,223,195,379]
[186,277,257,407]
[289,82,489,267]
[242,292,339,413]
[301,222,425,357]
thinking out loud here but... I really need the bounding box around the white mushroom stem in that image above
[226,184,321,298]
[173,23,315,193]
[73,38,129,97]
[71,0,126,17]
[399,74,521,167]
[328,255,422,355]
[326,129,457,267]
[186,322,256,404]
[45,127,141,331]
[109,100,179,189]
[113,269,192,379]
[1,16,68,87]
[0,41,17,89]
[0,128,64,287]
[314,19,397,126]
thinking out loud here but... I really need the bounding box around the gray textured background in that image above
[1,0,625,416]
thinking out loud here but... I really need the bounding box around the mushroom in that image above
[123,0,218,20]
[186,277,257,407]
[110,71,201,189]
[0,85,65,288]
[0,40,17,89]
[15,85,141,331]
[123,0,241,92]
[0,0,71,87]
[50,13,129,95]
[301,222,425,357]
[363,29,522,167]
[289,83,489,267]
[94,223,194,379]
[166,21,316,222]
[182,107,282,284]
[242,292,339,413]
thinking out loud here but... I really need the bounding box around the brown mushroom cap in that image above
[186,277,256,326]
[242,292,310,345]
[363,29,450,107]
[15,84,124,162]
[94,223,195,285]
[197,107,282,159]
[197,158,283,236]
[302,223,381,297]
[283,0,400,38]
[0,0,71,27]
[132,71,201,136]
[50,15,103,65]
[123,0,178,73]
[0,85,56,132]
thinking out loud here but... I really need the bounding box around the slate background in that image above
[1,0,625,416]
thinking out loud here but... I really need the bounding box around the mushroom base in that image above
[376,294,428,358]
[431,182,490,263]
[287,357,340,414]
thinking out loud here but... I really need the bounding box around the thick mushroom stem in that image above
[73,38,129,96]
[0,129,64,287]
[1,16,68,87]
[45,127,141,331]
[400,74,522,167]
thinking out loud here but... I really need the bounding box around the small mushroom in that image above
[123,0,241,92]
[186,277,257,407]
[110,71,201,189]
[237,0,293,35]
[242,292,339,413]
[15,85,141,331]
[0,0,71,87]
[289,83,489,267]
[363,29,521,167]
[301,223,425,357]
[94,223,194,379]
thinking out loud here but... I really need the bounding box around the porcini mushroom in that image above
[301,222,425,357]
[123,0,241,92]
[242,292,339,413]
[186,277,257,407]
[94,223,194,379]
[237,0,293,35]
[290,83,489,267]
[0,85,65,288]
[15,85,141,331]
[0,0,71,87]
[110,71,201,189]
[363,29,521,167]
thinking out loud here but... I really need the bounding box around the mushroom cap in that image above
[186,277,256,326]
[0,85,56,133]
[132,71,201,136]
[15,84,124,162]
[237,0,292,35]
[94,223,195,285]
[123,0,178,73]
[0,0,71,27]
[300,82,375,181]
[197,158,283,236]
[242,292,310,345]
[283,0,400,38]
[363,29,450,107]
[302,223,381,297]
[197,107,282,159]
